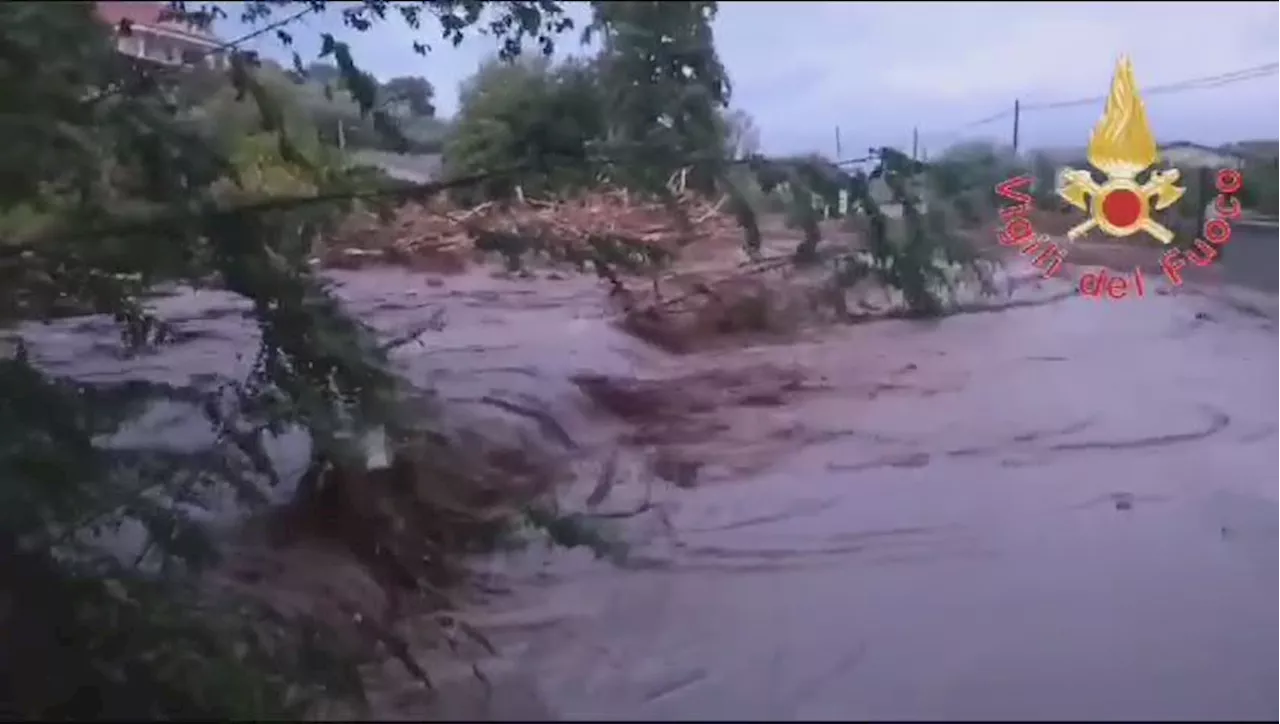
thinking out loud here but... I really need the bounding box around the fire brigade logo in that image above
[1057,56,1186,244]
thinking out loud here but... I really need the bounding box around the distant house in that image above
[1032,143,1252,171]
[1158,142,1247,170]
[95,1,226,69]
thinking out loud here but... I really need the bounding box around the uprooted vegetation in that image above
[322,180,738,278]
[320,150,1005,354]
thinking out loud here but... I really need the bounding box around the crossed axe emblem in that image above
[1057,168,1186,244]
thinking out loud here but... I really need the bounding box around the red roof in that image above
[96,1,165,28]
[95,1,219,42]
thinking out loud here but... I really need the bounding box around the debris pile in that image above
[615,259,820,353]
[321,188,738,273]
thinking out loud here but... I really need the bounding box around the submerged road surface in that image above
[390,270,1279,721]
[13,262,1278,721]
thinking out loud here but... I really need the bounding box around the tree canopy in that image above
[0,1,581,717]
[382,75,436,117]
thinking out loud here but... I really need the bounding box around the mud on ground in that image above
[390,251,1276,720]
[13,203,1273,719]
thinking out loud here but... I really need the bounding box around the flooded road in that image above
[1225,221,1280,294]
[13,261,1279,720]
[393,266,1278,721]
[512,338,1274,718]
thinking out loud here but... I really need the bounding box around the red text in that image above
[995,176,1066,279]
[1160,168,1242,287]
[1079,266,1146,300]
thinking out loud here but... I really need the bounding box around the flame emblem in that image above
[1088,56,1159,178]
[1057,56,1185,244]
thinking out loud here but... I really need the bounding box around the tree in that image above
[588,1,732,192]
[720,109,761,159]
[304,61,342,86]
[443,55,606,203]
[921,141,1025,227]
[1028,151,1061,211]
[233,61,444,154]
[442,2,734,203]
[382,75,435,117]
[0,0,579,717]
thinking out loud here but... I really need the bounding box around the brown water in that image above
[13,260,1278,720]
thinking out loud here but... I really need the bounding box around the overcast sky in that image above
[222,1,1279,157]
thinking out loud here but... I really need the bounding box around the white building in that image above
[96,1,226,70]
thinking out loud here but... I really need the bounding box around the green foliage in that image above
[0,0,580,718]
[436,0,990,316]
[443,56,607,203]
[0,2,131,211]
[719,109,761,159]
[0,546,359,719]
[589,1,732,193]
[924,141,1025,227]
[382,75,437,117]
[443,0,735,202]
[928,141,1022,194]
[440,0,740,260]
[1028,151,1061,211]
[289,62,447,153]
[857,149,997,315]
[189,63,318,156]
[741,149,996,316]
[1239,156,1279,216]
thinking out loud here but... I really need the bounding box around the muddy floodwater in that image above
[15,259,1279,721]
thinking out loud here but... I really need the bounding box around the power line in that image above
[919,61,1279,144]
[953,108,1016,133]
[1023,61,1279,112]
[191,6,318,67]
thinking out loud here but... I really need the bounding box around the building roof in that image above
[1159,141,1247,160]
[1222,139,1279,162]
[95,1,221,44]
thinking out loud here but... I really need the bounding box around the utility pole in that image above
[1195,166,1211,244]
[911,127,919,161]
[835,126,843,159]
[1012,99,1021,154]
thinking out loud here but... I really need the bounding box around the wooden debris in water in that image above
[322,187,737,272]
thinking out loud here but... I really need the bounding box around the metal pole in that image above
[1196,166,1211,249]
[1012,99,1021,154]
